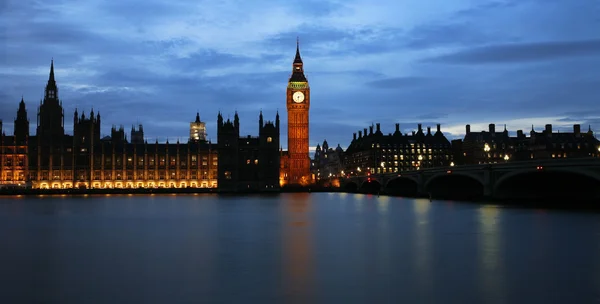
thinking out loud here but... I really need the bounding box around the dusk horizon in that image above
[2,0,600,151]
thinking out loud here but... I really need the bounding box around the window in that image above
[224,171,232,180]
[267,137,272,143]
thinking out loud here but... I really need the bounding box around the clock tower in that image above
[286,39,311,185]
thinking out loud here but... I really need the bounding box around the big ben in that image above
[286,39,311,185]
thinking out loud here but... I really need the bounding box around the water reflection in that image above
[478,205,505,303]
[413,199,432,298]
[282,193,314,303]
[377,196,389,214]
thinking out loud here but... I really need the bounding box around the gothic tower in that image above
[36,60,65,144]
[14,97,29,144]
[286,39,311,185]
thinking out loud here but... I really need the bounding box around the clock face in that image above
[292,91,305,103]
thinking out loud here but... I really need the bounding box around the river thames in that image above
[0,193,599,303]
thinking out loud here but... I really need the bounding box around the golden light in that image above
[380,161,385,168]
[357,167,361,172]
[484,143,491,152]
[418,155,423,161]
[450,162,455,167]
[504,154,510,161]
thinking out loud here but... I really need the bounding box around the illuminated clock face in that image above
[292,91,305,103]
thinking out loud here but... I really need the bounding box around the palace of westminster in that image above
[2,44,599,191]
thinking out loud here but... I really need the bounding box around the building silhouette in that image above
[456,123,600,165]
[312,140,344,180]
[343,123,453,175]
[217,111,280,192]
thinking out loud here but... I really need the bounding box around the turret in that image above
[259,111,264,129]
[14,97,29,143]
[234,111,239,131]
[275,110,280,131]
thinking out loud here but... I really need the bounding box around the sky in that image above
[2,0,600,152]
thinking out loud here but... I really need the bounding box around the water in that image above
[0,193,599,303]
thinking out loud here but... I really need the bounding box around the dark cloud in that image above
[365,77,430,89]
[426,39,600,64]
[415,113,449,120]
[405,22,495,49]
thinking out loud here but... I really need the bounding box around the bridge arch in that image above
[359,179,381,194]
[494,167,600,200]
[424,172,485,200]
[343,180,359,193]
[385,176,419,197]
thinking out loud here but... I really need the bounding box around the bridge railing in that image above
[343,157,600,179]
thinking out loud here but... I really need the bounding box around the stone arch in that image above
[494,167,600,200]
[424,171,483,191]
[385,176,419,197]
[424,172,485,200]
[343,181,359,193]
[384,176,418,188]
[359,179,381,194]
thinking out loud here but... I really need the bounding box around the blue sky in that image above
[2,0,600,151]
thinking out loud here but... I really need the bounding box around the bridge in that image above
[340,158,600,200]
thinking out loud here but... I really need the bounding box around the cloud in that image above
[1,0,599,148]
[426,39,600,64]
[365,77,430,89]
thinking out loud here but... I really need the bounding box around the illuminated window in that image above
[267,137,272,143]
[254,159,258,165]
[247,159,251,165]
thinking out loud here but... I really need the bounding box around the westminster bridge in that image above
[339,158,600,200]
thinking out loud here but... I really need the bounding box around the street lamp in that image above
[484,143,491,152]
[450,161,455,167]
[504,154,510,162]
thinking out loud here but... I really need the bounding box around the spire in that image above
[195,112,200,123]
[45,59,58,100]
[49,59,55,83]
[294,37,303,64]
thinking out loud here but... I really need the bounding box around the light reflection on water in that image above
[478,205,505,304]
[0,193,599,303]
[413,199,432,300]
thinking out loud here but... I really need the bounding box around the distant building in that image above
[343,123,453,176]
[312,140,344,180]
[461,124,513,164]
[189,112,207,142]
[457,123,600,164]
[217,111,280,192]
[130,124,144,144]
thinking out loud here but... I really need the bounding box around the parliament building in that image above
[0,48,296,191]
[0,61,221,190]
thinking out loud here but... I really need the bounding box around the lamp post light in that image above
[450,161,455,167]
[483,143,491,163]
[504,154,510,163]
